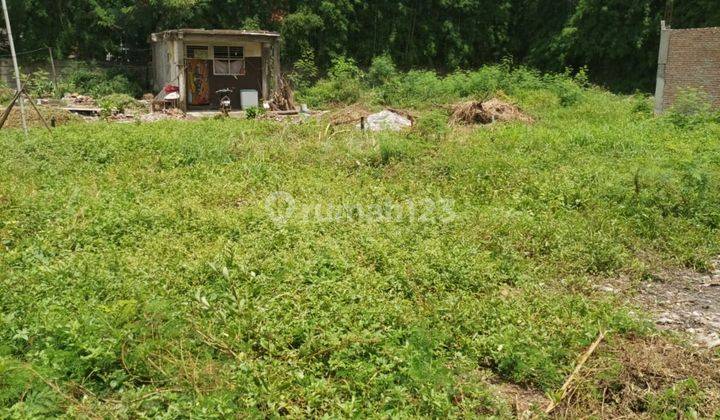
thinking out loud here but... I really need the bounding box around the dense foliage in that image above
[3,1,720,92]
[2,67,720,416]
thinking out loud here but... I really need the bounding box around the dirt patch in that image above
[138,108,190,123]
[491,381,549,418]
[555,335,720,418]
[450,98,533,125]
[326,103,373,125]
[637,258,720,349]
[596,257,720,349]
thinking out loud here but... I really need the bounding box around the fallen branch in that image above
[545,330,606,414]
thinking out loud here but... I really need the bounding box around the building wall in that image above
[655,26,720,113]
[151,40,172,91]
[151,33,281,110]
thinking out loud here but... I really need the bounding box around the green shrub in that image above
[98,93,140,116]
[298,56,364,108]
[632,94,654,115]
[414,109,450,141]
[666,88,716,127]
[544,71,585,107]
[367,54,397,87]
[372,65,587,109]
[0,82,15,105]
[22,70,55,98]
[245,106,265,119]
[61,63,142,98]
[289,49,319,90]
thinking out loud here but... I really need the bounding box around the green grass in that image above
[1,81,719,416]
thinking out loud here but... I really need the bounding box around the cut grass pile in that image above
[1,81,719,417]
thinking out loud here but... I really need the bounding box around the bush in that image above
[98,93,140,116]
[298,57,364,108]
[22,70,55,98]
[289,49,319,90]
[376,70,444,107]
[543,71,585,107]
[0,82,15,105]
[414,109,450,141]
[631,94,653,115]
[61,63,142,98]
[666,88,716,127]
[245,106,265,119]
[367,54,397,87]
[373,65,587,109]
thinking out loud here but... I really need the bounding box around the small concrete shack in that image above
[654,21,720,113]
[150,29,280,111]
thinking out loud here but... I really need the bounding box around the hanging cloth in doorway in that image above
[186,59,210,106]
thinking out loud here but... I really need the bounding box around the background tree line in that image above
[3,0,720,92]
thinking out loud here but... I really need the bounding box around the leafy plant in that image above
[367,54,397,87]
[22,70,55,98]
[98,93,140,116]
[666,88,716,127]
[298,56,364,107]
[61,63,142,98]
[244,106,265,119]
[289,49,319,90]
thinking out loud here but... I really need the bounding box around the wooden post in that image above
[261,42,270,100]
[0,87,22,130]
[272,39,281,97]
[48,47,58,95]
[22,88,51,131]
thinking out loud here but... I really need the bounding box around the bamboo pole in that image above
[1,0,27,136]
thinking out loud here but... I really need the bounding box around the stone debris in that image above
[637,257,720,348]
[595,257,720,348]
[62,93,96,106]
[139,108,189,122]
[358,109,413,131]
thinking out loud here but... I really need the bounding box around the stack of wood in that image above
[269,75,296,111]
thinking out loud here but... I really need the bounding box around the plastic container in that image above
[240,89,259,110]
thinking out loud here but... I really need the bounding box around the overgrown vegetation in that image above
[60,63,143,98]
[1,66,720,417]
[98,93,142,117]
[298,57,589,110]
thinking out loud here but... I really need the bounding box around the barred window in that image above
[213,46,245,76]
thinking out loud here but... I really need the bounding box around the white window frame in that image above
[213,46,245,76]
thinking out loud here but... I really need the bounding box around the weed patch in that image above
[1,72,720,416]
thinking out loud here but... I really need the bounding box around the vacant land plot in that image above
[1,79,719,417]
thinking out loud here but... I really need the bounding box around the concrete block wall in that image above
[655,24,720,113]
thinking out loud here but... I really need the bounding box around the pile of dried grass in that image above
[2,105,79,129]
[555,335,720,418]
[449,99,533,125]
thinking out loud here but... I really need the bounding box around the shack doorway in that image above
[186,59,211,106]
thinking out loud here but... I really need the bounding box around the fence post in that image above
[48,47,58,94]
